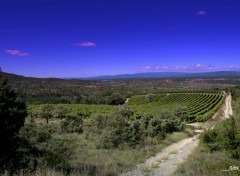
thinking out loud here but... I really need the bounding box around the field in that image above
[28,104,114,118]
[128,90,226,122]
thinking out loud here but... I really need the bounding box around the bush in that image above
[148,112,184,137]
[61,115,83,133]
[221,117,240,159]
[145,94,155,102]
[97,106,185,149]
[18,121,77,170]
[97,105,132,148]
[201,117,240,159]
[107,93,125,105]
[201,130,219,152]
[128,120,143,146]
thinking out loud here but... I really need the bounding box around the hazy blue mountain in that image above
[2,71,240,80]
[79,71,240,80]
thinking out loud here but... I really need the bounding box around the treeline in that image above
[206,76,240,85]
[2,71,229,105]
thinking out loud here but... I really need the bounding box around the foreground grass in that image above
[68,129,195,176]
[5,129,194,176]
[175,146,240,176]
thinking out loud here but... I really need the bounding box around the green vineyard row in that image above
[128,91,226,122]
[28,90,226,122]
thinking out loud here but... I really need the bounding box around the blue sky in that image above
[1,0,240,77]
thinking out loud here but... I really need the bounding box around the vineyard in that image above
[128,90,226,122]
[28,90,226,122]
[28,104,114,117]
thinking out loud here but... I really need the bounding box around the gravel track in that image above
[121,136,199,176]
[223,95,233,118]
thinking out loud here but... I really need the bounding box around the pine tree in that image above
[0,74,27,172]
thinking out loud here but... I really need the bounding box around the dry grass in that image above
[2,169,64,176]
[67,129,195,175]
[175,146,240,176]
[3,129,194,176]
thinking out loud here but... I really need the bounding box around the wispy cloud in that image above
[5,49,29,56]
[141,64,215,72]
[74,42,96,47]
[141,64,240,72]
[222,66,240,71]
[197,10,207,16]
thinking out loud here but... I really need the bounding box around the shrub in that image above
[201,117,240,159]
[107,93,125,105]
[61,115,83,133]
[145,94,155,102]
[18,121,77,170]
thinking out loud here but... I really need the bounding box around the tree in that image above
[111,105,133,118]
[98,105,133,148]
[107,93,125,105]
[39,104,53,124]
[145,94,155,102]
[53,105,68,121]
[28,107,39,119]
[0,74,27,172]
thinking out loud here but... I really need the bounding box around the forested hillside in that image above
[2,71,238,105]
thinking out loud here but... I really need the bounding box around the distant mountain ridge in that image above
[79,71,240,80]
[1,71,240,80]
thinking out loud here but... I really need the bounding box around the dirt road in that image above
[121,95,233,176]
[223,94,233,118]
[122,136,199,176]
